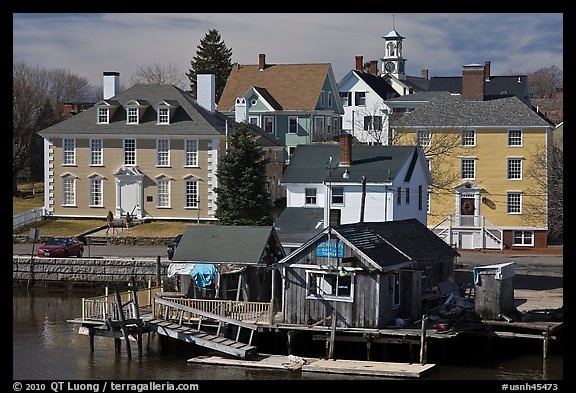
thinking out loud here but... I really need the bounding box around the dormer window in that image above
[158,107,169,124]
[155,100,179,125]
[98,108,109,124]
[127,107,139,124]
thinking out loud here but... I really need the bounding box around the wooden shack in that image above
[275,219,460,329]
[169,225,286,303]
[473,261,516,319]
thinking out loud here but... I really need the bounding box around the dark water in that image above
[13,287,563,382]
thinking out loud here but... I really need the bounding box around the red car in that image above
[37,237,84,258]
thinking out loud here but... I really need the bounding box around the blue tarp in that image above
[190,263,218,288]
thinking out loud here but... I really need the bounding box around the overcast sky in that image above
[13,13,563,91]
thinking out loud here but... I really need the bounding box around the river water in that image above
[13,287,563,383]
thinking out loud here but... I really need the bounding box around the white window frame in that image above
[461,157,476,180]
[305,188,317,205]
[185,178,198,209]
[340,92,351,106]
[263,116,274,133]
[185,139,198,167]
[123,139,136,166]
[89,178,103,207]
[507,192,522,214]
[507,157,523,180]
[328,91,333,108]
[156,139,170,167]
[157,107,170,124]
[461,129,476,147]
[98,107,109,124]
[333,117,339,133]
[288,117,298,134]
[331,186,344,205]
[249,116,259,126]
[63,138,76,166]
[62,176,76,206]
[306,270,355,303]
[355,91,366,106]
[320,91,325,107]
[508,129,523,147]
[512,230,534,246]
[157,179,171,208]
[416,129,431,147]
[90,139,103,166]
[127,107,139,124]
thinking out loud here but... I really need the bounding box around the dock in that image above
[187,353,435,378]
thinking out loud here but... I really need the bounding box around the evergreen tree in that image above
[214,124,273,226]
[187,29,232,102]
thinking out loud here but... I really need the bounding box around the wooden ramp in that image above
[301,359,436,378]
[146,318,257,359]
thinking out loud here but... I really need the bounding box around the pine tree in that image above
[214,124,273,226]
[187,29,232,102]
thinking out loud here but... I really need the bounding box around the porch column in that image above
[115,178,122,218]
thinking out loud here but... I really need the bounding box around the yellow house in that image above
[37,73,283,222]
[392,64,553,249]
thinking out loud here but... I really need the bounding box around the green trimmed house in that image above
[217,53,344,163]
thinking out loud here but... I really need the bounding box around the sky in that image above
[13,13,563,91]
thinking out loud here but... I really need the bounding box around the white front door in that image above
[119,179,140,217]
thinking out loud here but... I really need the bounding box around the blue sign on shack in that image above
[316,240,344,258]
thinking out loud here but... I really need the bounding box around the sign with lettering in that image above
[316,241,344,258]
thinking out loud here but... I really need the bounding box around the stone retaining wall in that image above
[13,256,171,287]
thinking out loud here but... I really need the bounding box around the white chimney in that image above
[103,72,120,100]
[234,97,249,122]
[197,74,215,113]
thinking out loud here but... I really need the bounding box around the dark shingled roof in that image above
[392,94,550,128]
[282,144,421,184]
[274,207,324,246]
[354,71,398,100]
[172,225,281,265]
[38,84,281,147]
[334,219,459,269]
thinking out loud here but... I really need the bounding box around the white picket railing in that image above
[13,207,45,230]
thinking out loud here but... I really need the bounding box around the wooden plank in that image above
[188,353,310,370]
[302,359,435,378]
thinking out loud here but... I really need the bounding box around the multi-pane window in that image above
[340,92,351,106]
[288,117,298,134]
[305,188,317,205]
[461,158,476,179]
[185,179,198,208]
[328,92,333,107]
[157,180,170,208]
[364,116,382,131]
[314,116,325,134]
[89,179,103,207]
[90,139,103,166]
[507,158,522,180]
[63,139,75,165]
[332,187,344,205]
[62,177,75,206]
[513,230,534,246]
[127,107,139,124]
[263,116,274,133]
[416,129,431,147]
[508,129,522,146]
[156,139,170,167]
[320,91,325,107]
[123,139,136,165]
[185,140,198,167]
[355,92,366,106]
[307,271,354,301]
[98,107,109,124]
[461,129,476,146]
[157,107,169,124]
[507,192,522,214]
[249,116,259,126]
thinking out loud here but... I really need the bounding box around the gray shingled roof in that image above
[427,75,530,103]
[171,225,279,265]
[274,207,324,246]
[392,94,550,128]
[354,71,398,100]
[37,84,282,147]
[282,144,420,184]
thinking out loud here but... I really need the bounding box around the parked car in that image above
[167,234,182,260]
[37,237,84,258]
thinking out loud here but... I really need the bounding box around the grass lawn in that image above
[13,194,44,215]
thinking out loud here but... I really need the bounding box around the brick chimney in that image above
[103,71,120,100]
[484,60,491,81]
[461,64,486,101]
[422,69,429,80]
[338,133,352,167]
[370,60,378,75]
[258,53,266,71]
[355,55,363,71]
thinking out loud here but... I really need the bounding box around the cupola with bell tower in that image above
[381,16,406,81]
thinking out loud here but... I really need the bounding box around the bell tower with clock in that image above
[381,20,406,81]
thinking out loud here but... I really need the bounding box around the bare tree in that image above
[13,62,92,195]
[352,102,390,145]
[129,63,187,89]
[528,65,563,98]
[523,141,563,241]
